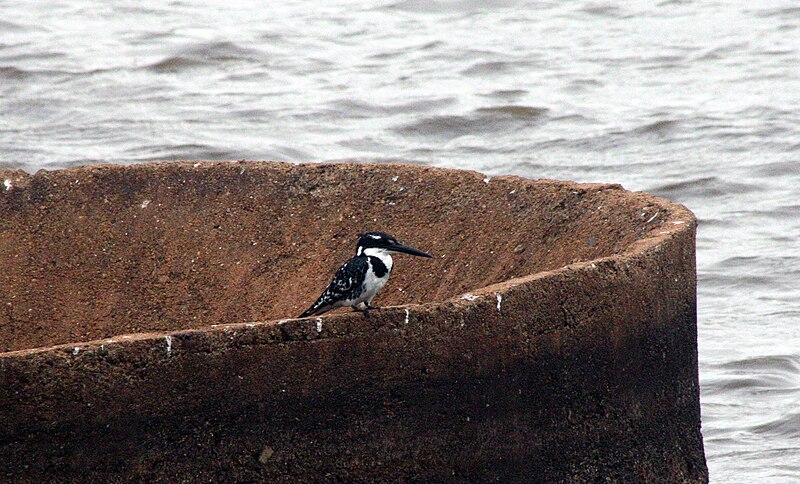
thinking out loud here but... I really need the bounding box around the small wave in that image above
[697,217,735,228]
[231,108,275,120]
[386,0,520,14]
[394,105,548,140]
[703,375,797,395]
[648,176,760,200]
[710,256,800,275]
[751,161,800,177]
[0,66,31,80]
[146,41,266,72]
[475,105,549,119]
[735,104,793,117]
[395,114,483,139]
[131,144,239,161]
[752,6,800,19]
[563,78,603,93]
[147,56,208,72]
[632,119,678,136]
[740,206,800,222]
[0,20,25,32]
[698,272,778,290]
[368,41,445,60]
[764,309,800,318]
[461,61,516,76]
[749,412,800,439]
[480,89,527,100]
[695,42,749,61]
[719,354,800,373]
[327,100,387,118]
[703,354,800,400]
[391,97,457,113]
[579,3,628,18]
[317,97,456,120]
[553,113,592,122]
[0,65,78,80]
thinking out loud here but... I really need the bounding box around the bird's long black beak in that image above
[392,242,433,258]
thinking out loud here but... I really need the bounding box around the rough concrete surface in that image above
[0,161,707,482]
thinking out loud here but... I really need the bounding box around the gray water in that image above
[2,1,799,481]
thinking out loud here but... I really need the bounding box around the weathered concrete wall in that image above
[0,161,706,481]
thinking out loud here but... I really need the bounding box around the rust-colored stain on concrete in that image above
[0,161,707,481]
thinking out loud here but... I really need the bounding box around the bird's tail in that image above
[298,301,329,318]
[298,306,317,318]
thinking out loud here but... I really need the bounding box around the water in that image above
[2,1,799,481]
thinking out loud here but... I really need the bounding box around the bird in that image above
[298,231,433,318]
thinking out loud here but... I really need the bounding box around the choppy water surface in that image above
[2,1,799,480]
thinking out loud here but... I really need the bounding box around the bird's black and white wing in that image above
[298,256,368,317]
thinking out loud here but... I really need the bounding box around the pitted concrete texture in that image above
[0,161,707,482]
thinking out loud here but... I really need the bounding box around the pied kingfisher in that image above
[298,231,433,318]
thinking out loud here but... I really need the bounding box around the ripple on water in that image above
[632,119,679,136]
[394,105,548,140]
[562,78,603,93]
[751,5,800,19]
[749,412,800,440]
[578,3,629,19]
[0,66,31,81]
[461,61,519,76]
[475,105,549,118]
[145,41,268,73]
[386,0,521,14]
[480,89,528,100]
[694,42,750,62]
[649,176,761,201]
[130,144,240,162]
[326,97,456,118]
[718,354,800,373]
[709,255,800,274]
[0,20,26,32]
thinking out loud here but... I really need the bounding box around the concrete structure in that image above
[0,161,706,481]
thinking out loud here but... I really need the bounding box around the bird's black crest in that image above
[356,231,397,250]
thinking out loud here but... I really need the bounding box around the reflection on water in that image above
[2,1,799,480]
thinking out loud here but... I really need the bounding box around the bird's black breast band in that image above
[368,256,388,278]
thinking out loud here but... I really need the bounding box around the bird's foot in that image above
[351,306,372,319]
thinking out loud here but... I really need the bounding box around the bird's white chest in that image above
[359,250,393,303]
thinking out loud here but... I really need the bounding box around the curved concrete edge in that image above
[1,160,673,352]
[0,163,691,359]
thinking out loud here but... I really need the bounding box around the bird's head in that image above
[356,231,433,258]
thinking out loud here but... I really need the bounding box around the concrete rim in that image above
[0,160,696,360]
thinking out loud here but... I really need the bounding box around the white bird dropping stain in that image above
[461,293,478,301]
[496,293,503,312]
[165,335,172,355]
[404,308,410,325]
[316,318,323,332]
